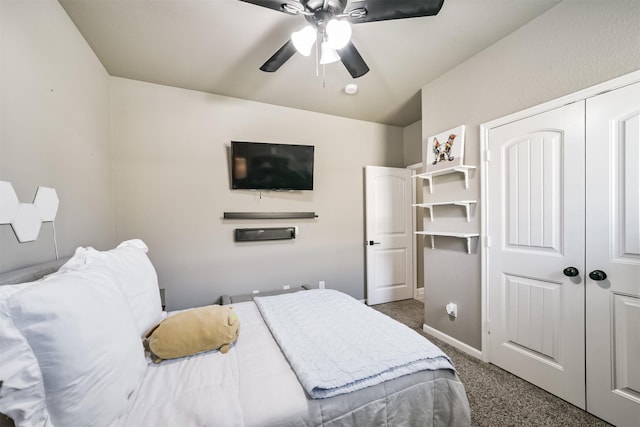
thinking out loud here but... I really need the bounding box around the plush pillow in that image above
[54,246,92,274]
[146,305,240,363]
[6,264,147,427]
[0,282,52,427]
[82,239,163,336]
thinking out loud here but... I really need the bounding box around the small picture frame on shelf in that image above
[424,125,465,173]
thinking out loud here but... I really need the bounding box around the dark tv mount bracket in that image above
[223,212,318,220]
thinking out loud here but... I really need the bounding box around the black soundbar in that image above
[235,227,296,242]
[224,212,317,220]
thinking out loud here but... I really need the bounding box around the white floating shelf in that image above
[415,231,479,254]
[413,200,477,222]
[413,165,476,193]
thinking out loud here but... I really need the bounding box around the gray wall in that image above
[403,120,422,166]
[403,121,424,291]
[0,0,114,272]
[110,77,404,310]
[420,0,640,350]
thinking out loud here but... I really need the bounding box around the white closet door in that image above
[487,101,586,408]
[586,82,640,427]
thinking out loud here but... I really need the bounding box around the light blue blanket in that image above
[254,289,454,399]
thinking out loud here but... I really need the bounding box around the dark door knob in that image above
[563,267,579,277]
[369,240,381,246]
[589,270,607,281]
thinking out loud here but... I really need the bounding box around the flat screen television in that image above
[231,141,314,190]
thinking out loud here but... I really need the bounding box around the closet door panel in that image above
[586,81,640,427]
[487,101,586,409]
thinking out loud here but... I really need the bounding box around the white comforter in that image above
[254,289,454,398]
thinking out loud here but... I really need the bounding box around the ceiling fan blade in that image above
[260,40,297,72]
[338,41,369,78]
[238,0,303,15]
[346,0,445,23]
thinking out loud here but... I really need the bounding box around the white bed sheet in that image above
[112,301,308,427]
[111,312,245,427]
[232,301,313,426]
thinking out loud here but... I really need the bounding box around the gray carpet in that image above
[372,299,611,427]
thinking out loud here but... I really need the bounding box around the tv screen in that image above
[231,141,314,190]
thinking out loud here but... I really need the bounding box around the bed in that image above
[0,241,471,427]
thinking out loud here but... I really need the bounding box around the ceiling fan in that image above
[240,0,445,78]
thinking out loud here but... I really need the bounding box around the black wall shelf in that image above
[223,212,318,220]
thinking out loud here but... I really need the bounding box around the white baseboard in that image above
[415,287,424,301]
[422,324,482,360]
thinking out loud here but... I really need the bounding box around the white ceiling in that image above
[59,0,560,127]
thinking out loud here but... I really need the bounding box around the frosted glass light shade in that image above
[291,25,317,56]
[320,42,340,64]
[326,19,351,50]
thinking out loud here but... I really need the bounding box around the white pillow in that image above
[83,239,163,336]
[7,265,147,427]
[55,246,92,274]
[0,282,53,427]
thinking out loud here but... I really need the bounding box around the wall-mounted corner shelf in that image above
[413,165,476,193]
[413,200,477,222]
[415,231,479,254]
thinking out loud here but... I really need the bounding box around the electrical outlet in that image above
[283,285,290,290]
[252,290,260,294]
[445,303,458,318]
[319,281,325,289]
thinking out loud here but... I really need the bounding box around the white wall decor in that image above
[12,203,42,242]
[425,125,466,173]
[0,181,59,243]
[34,187,60,222]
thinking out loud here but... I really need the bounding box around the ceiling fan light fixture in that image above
[320,41,341,64]
[326,19,352,50]
[291,25,317,56]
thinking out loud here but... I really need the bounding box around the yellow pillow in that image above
[146,305,240,363]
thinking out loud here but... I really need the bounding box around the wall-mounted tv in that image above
[231,141,314,191]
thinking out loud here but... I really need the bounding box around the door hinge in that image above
[485,320,491,335]
[484,149,491,162]
[485,236,491,248]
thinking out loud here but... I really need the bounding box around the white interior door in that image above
[585,82,640,427]
[365,166,413,305]
[487,102,586,408]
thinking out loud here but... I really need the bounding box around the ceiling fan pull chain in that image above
[315,35,319,77]
[320,29,326,87]
[322,64,327,88]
